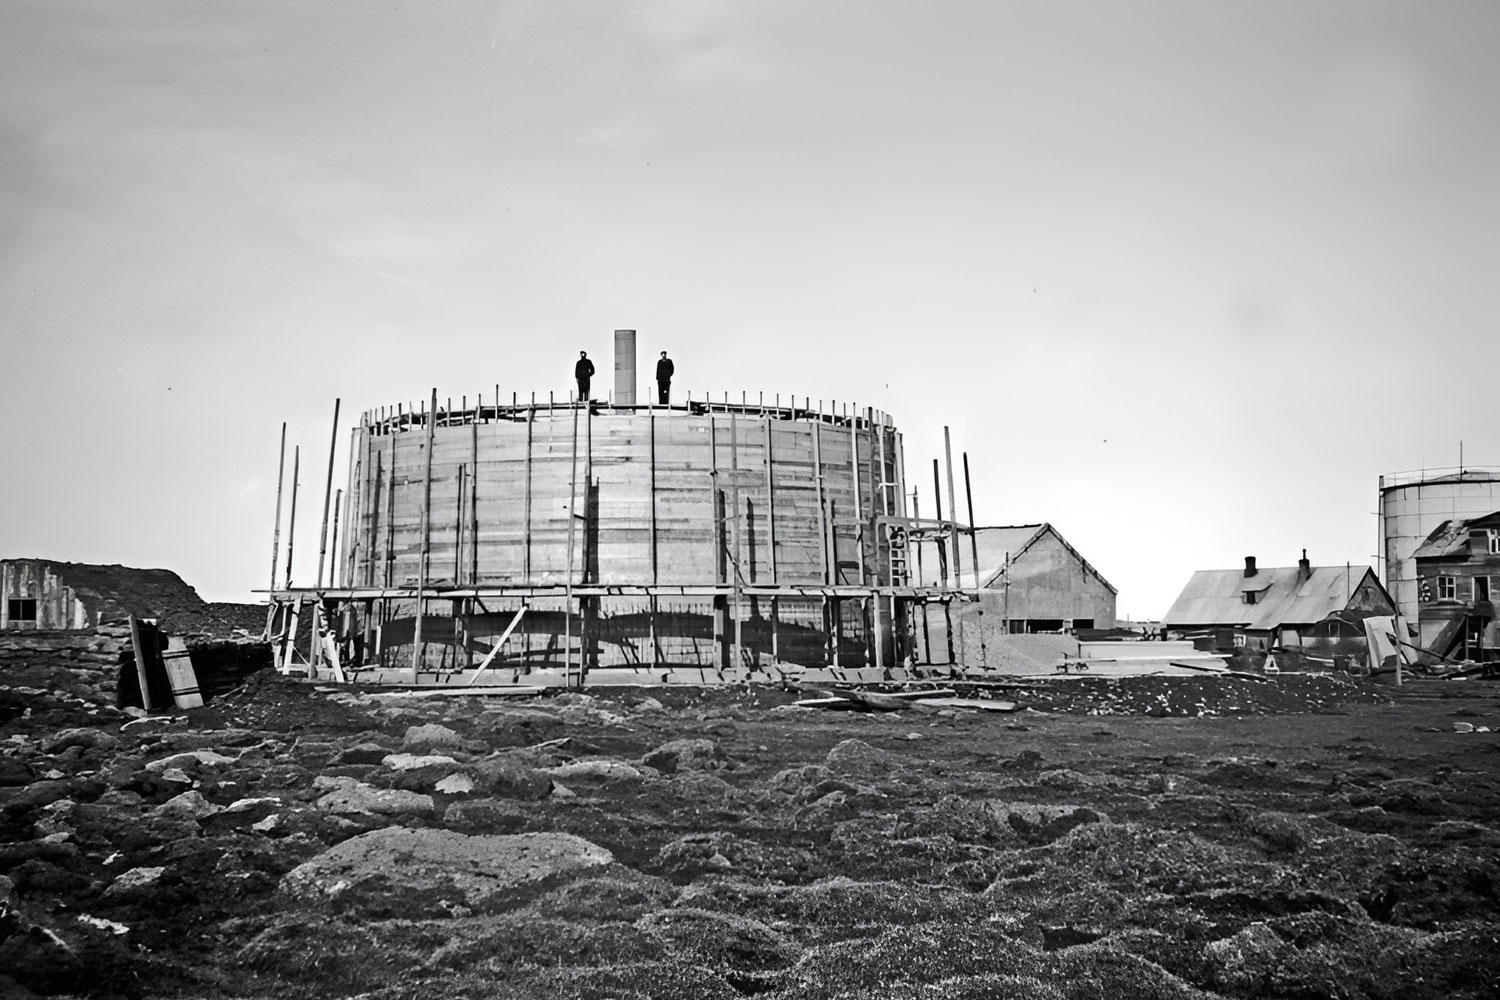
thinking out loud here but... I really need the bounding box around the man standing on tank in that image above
[575,351,594,401]
[655,351,674,404]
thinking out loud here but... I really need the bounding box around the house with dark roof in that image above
[1410,510,1500,661]
[1162,553,1393,652]
[915,523,1117,632]
[0,559,260,638]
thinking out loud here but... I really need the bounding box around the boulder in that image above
[402,723,467,753]
[434,773,477,795]
[153,790,222,821]
[382,753,460,771]
[104,866,165,897]
[549,760,643,781]
[641,739,724,775]
[331,741,398,766]
[441,798,531,833]
[315,783,434,818]
[41,729,121,755]
[466,755,552,800]
[279,827,612,907]
[0,758,35,787]
[145,750,237,772]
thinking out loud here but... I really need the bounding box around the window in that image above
[1438,576,1457,601]
[1232,634,1247,648]
[1489,530,1500,555]
[1243,590,1258,605]
[6,598,37,626]
[1477,576,1492,603]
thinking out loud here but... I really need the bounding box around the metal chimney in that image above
[613,329,636,406]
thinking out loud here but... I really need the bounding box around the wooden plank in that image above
[128,615,155,712]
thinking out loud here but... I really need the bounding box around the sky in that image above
[1,0,1497,618]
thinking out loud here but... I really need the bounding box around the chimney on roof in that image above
[1297,549,1312,584]
[1244,556,1257,578]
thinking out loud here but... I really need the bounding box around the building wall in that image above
[1379,471,1500,625]
[1,561,91,630]
[992,530,1117,629]
[344,406,902,590]
[1415,540,1500,656]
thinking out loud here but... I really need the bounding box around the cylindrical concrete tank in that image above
[342,401,905,592]
[1378,467,1500,623]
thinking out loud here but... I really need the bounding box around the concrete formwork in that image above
[270,395,967,684]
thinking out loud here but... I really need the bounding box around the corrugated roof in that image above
[1412,519,1471,560]
[1163,564,1381,630]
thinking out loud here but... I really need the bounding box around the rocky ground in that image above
[2,658,1498,999]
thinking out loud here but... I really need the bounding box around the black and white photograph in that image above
[1,2,1497,997]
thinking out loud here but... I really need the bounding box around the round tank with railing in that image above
[340,398,906,591]
[1378,467,1500,623]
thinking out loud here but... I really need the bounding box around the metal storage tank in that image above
[1378,468,1500,623]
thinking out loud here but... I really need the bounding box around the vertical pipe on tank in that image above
[614,329,637,406]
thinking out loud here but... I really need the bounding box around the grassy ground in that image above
[2,663,1497,999]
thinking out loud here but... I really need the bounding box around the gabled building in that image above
[1410,511,1500,661]
[1163,553,1393,652]
[916,523,1117,631]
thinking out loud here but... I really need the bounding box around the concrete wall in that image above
[992,530,1116,628]
[346,407,901,590]
[1,561,91,630]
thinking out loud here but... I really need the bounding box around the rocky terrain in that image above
[2,656,1498,999]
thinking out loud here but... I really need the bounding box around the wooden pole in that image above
[850,415,865,585]
[284,446,300,589]
[963,451,986,668]
[649,413,658,585]
[412,389,437,682]
[329,490,342,591]
[943,425,963,588]
[932,460,947,587]
[315,398,341,590]
[812,408,828,584]
[523,402,534,579]
[470,412,480,585]
[564,400,580,686]
[764,418,778,584]
[269,422,286,594]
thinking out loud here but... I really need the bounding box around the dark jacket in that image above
[656,358,674,381]
[575,358,594,379]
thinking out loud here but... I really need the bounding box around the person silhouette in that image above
[655,351,674,404]
[574,351,595,401]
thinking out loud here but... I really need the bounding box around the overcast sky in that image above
[2,0,1496,617]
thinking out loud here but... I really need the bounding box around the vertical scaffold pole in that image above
[285,447,300,590]
[315,398,341,590]
[963,451,986,668]
[267,422,287,638]
[412,389,436,683]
